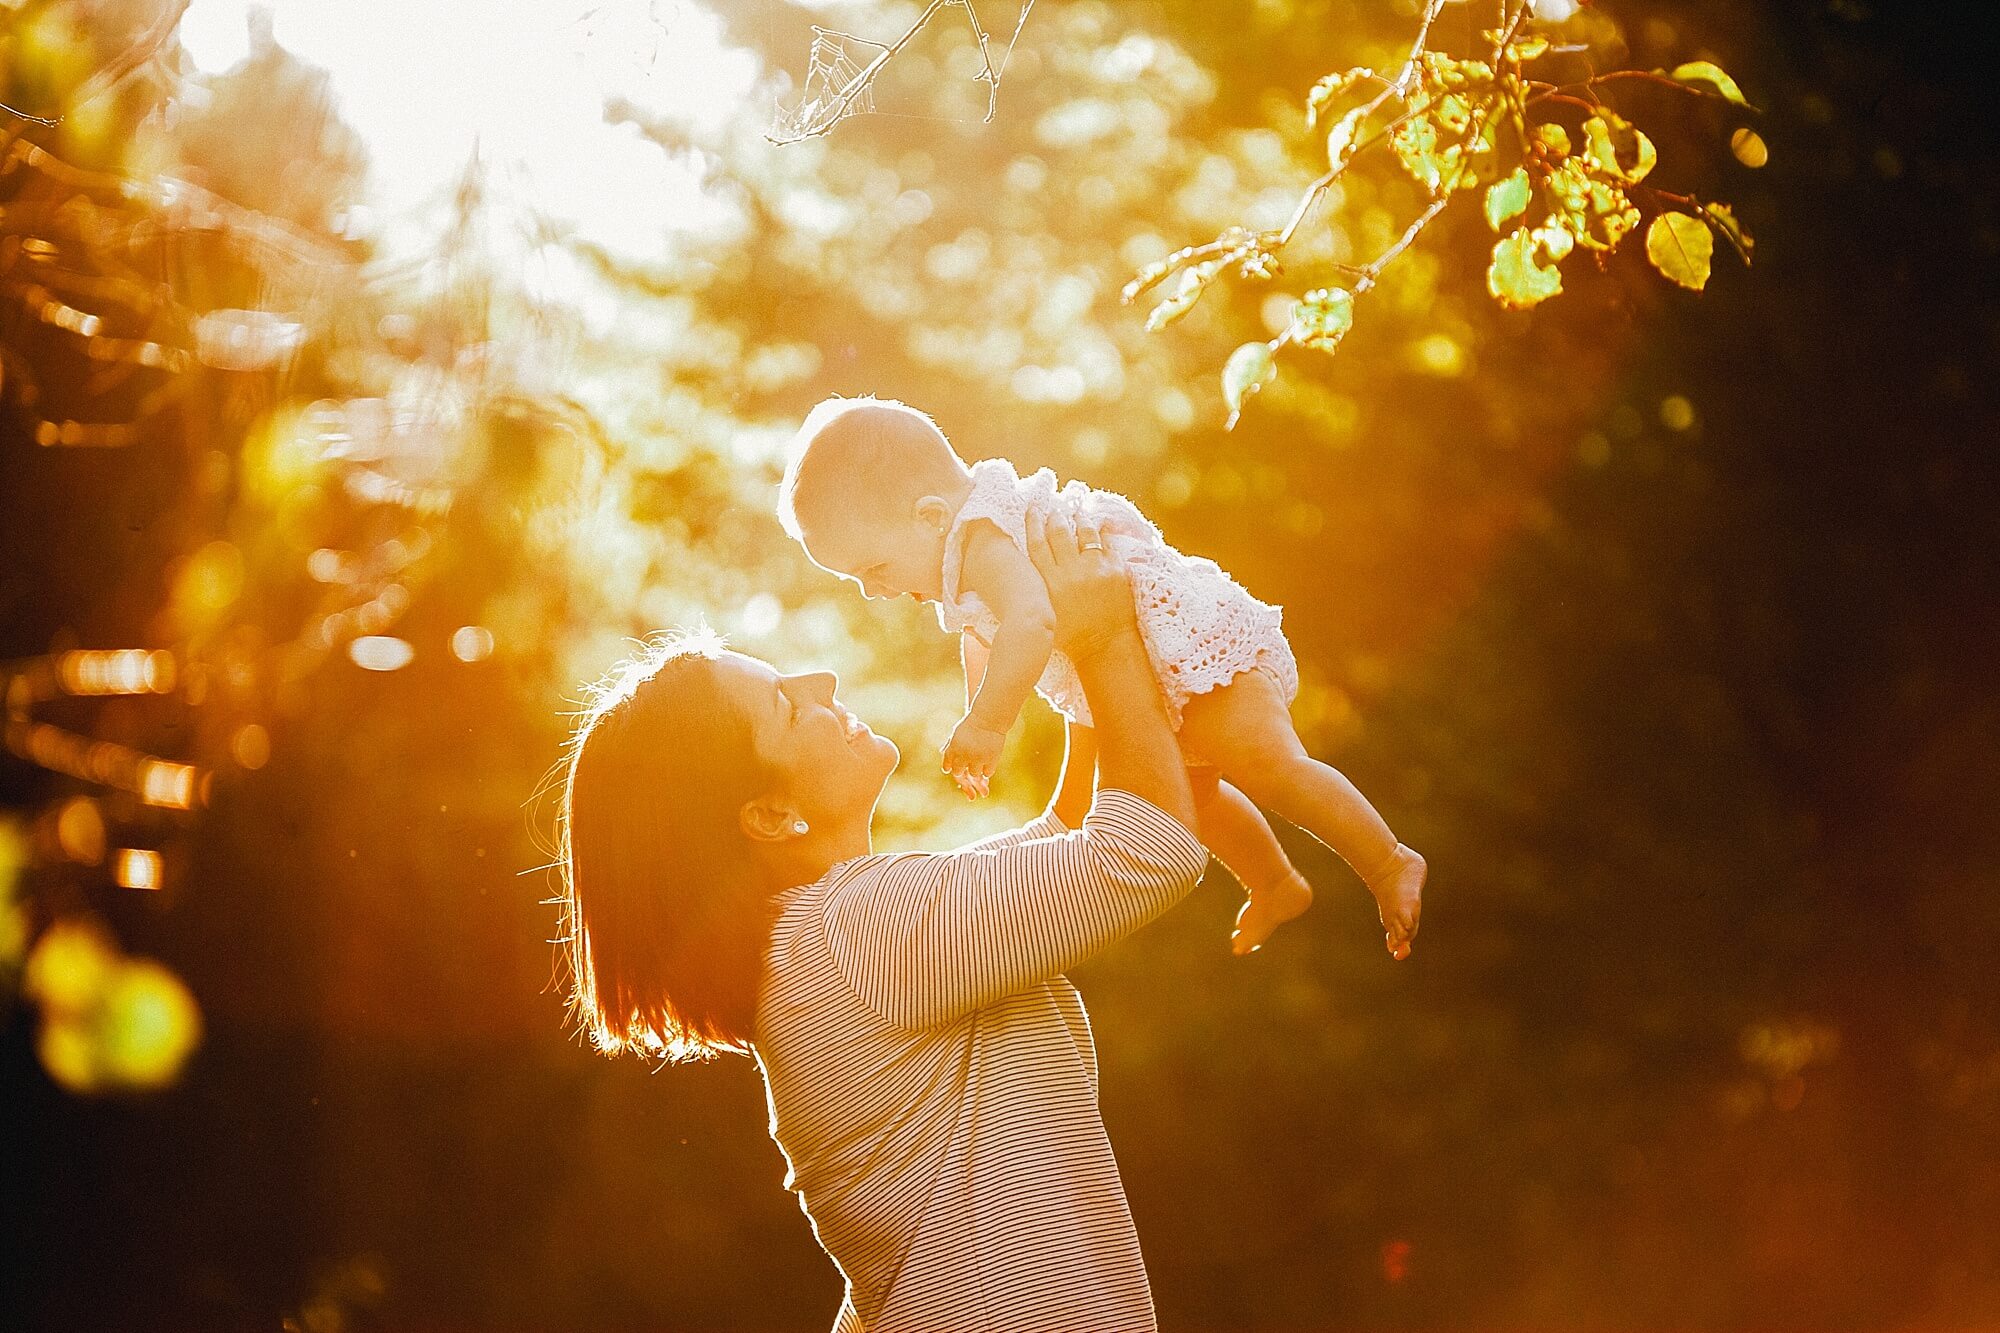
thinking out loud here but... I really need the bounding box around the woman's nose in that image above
[806,670,838,702]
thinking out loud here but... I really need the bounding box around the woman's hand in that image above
[1025,507,1135,661]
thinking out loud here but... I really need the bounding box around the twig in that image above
[1275,102,1428,247]
[1355,193,1451,293]
[0,100,61,128]
[993,0,1036,85]
[1394,0,1451,97]
[957,0,1000,120]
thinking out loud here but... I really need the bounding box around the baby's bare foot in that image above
[1368,844,1426,961]
[1231,872,1314,955]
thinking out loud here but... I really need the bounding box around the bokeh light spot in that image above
[24,917,118,1016]
[1410,332,1468,376]
[99,961,204,1087]
[349,636,416,672]
[1381,1238,1413,1283]
[231,724,272,771]
[56,797,106,864]
[1659,395,1697,432]
[450,626,496,663]
[114,849,164,892]
[1730,127,1768,168]
[739,596,783,638]
[176,541,246,620]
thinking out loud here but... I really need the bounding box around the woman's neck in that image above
[764,818,873,890]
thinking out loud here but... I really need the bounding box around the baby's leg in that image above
[1190,768,1315,955]
[1180,669,1426,959]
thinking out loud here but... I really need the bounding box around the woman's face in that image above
[714,652,899,824]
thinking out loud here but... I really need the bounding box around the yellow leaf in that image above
[1325,106,1368,170]
[1391,115,1444,193]
[1583,112,1657,185]
[1488,226,1566,310]
[1289,288,1355,353]
[1307,68,1374,130]
[1671,61,1751,107]
[1703,202,1755,263]
[1537,222,1575,263]
[1646,213,1714,291]
[1145,259,1223,331]
[1222,342,1277,429]
[1485,167,1531,231]
[1548,159,1641,251]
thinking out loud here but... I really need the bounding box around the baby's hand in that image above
[941,715,1007,800]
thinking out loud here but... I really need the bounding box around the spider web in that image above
[768,1,1036,144]
[774,28,884,142]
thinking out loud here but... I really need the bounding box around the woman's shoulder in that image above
[761,857,901,1010]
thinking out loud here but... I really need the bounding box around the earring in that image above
[792,819,810,835]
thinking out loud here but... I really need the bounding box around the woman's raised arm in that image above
[822,509,1207,1028]
[1035,507,1195,831]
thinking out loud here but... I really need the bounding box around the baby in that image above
[777,397,1425,958]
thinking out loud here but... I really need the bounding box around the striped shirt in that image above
[753,789,1209,1333]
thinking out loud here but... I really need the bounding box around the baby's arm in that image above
[940,525,1057,795]
[961,629,990,712]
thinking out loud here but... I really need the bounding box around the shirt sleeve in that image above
[955,808,1066,854]
[823,790,1208,1029]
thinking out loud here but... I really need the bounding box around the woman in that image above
[558,510,1206,1332]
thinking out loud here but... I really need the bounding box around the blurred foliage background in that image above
[2,0,1996,1328]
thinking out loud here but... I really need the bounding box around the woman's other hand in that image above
[1026,508,1134,661]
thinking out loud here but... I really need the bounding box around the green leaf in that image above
[1457,106,1504,190]
[1547,159,1641,251]
[1534,122,1571,157]
[1422,52,1493,91]
[1289,287,1355,354]
[1144,258,1223,331]
[1670,60,1750,107]
[1485,167,1531,231]
[1582,112,1657,185]
[1646,212,1713,290]
[1701,201,1755,263]
[1306,67,1373,130]
[1222,341,1277,429]
[1390,114,1443,193]
[1538,222,1575,263]
[1487,225,1568,310]
[1434,92,1475,135]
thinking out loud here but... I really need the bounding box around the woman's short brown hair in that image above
[557,630,781,1061]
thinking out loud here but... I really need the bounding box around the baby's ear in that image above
[914,495,953,532]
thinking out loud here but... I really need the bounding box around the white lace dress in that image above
[938,458,1299,729]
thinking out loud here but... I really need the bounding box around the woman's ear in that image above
[740,797,801,844]
[914,495,952,533]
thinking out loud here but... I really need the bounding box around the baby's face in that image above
[803,505,946,604]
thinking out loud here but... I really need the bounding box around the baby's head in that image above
[777,397,973,603]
